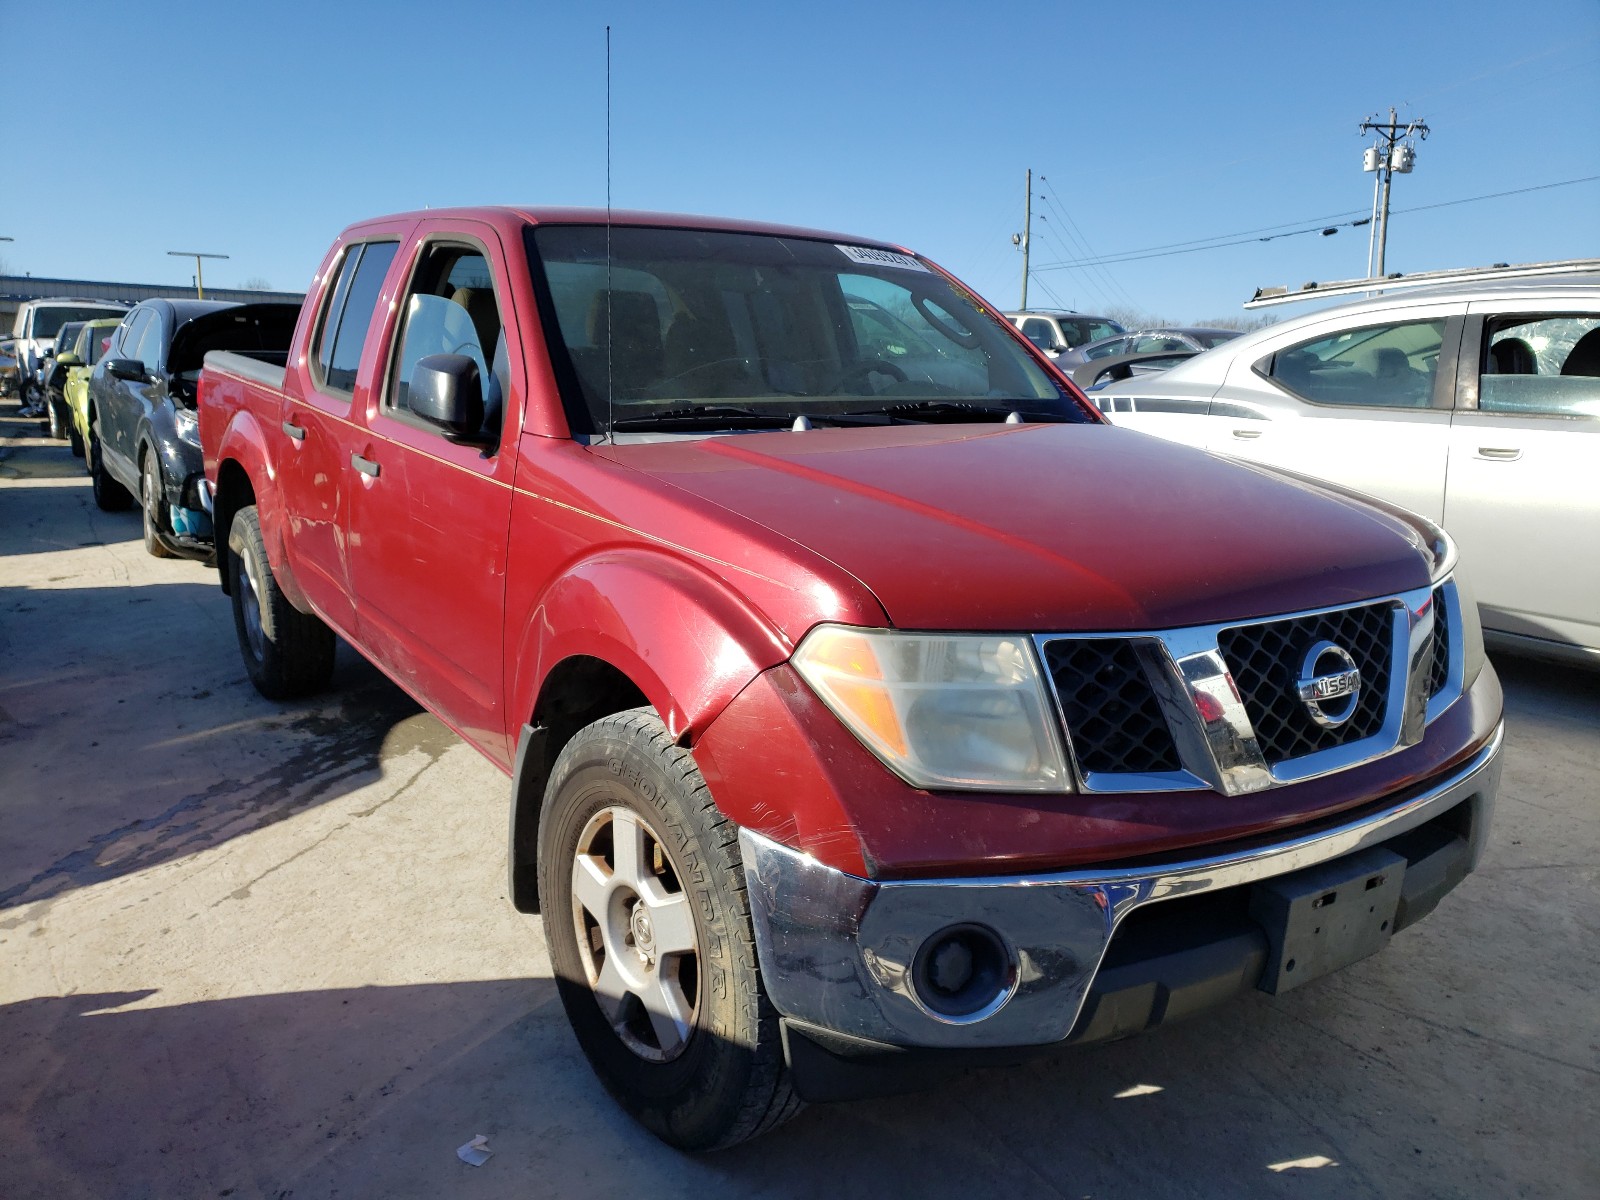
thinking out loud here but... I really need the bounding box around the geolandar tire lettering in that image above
[226,505,336,700]
[537,708,802,1151]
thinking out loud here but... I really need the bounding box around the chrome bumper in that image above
[740,722,1502,1050]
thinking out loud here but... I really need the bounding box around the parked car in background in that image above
[197,207,1500,1150]
[41,321,88,440]
[1003,309,1124,357]
[9,297,129,411]
[1094,274,1600,661]
[86,298,299,559]
[1,337,21,398]
[1057,326,1242,368]
[62,318,123,457]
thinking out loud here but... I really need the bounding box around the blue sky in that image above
[3,0,1596,320]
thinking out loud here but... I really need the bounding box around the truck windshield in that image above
[33,307,123,338]
[526,225,1084,435]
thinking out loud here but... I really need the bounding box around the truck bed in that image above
[203,348,287,391]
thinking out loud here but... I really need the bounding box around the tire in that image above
[140,451,176,559]
[226,505,336,699]
[68,425,85,458]
[539,709,801,1151]
[47,397,69,441]
[88,423,133,512]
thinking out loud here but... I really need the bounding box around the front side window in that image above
[313,240,399,393]
[114,310,149,360]
[132,310,166,371]
[1480,314,1600,418]
[386,242,508,444]
[1020,317,1056,350]
[1083,337,1127,360]
[526,224,1083,435]
[1267,318,1445,408]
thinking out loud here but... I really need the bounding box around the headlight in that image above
[173,406,200,447]
[792,625,1072,792]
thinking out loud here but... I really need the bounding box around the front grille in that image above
[1042,638,1182,775]
[1218,602,1393,765]
[1428,587,1450,697]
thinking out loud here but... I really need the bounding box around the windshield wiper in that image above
[608,406,799,431]
[845,400,1078,424]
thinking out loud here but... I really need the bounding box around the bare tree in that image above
[240,276,273,291]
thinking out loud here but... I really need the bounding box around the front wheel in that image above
[140,452,176,559]
[226,505,336,699]
[539,709,801,1151]
[68,424,85,458]
[47,397,69,441]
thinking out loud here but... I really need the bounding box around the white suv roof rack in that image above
[1245,258,1600,309]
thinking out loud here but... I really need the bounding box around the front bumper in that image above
[741,721,1501,1053]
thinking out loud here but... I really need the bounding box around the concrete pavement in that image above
[1,406,1595,1199]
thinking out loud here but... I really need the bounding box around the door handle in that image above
[1232,428,1263,439]
[281,419,305,441]
[1476,446,1522,461]
[351,453,380,478]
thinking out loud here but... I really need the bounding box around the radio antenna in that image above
[604,24,614,443]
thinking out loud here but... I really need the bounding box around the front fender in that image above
[510,547,794,745]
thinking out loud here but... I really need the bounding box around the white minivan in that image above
[1093,275,1600,662]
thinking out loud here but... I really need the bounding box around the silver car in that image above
[1093,275,1600,662]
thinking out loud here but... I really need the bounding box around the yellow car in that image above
[61,318,123,458]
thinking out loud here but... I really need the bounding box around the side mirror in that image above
[56,352,82,367]
[105,357,151,383]
[407,353,484,439]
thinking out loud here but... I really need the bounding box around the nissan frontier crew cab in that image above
[197,208,1503,1151]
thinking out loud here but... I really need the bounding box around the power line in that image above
[1033,174,1600,272]
[1035,180,1138,307]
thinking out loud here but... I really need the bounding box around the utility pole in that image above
[1012,168,1032,310]
[167,250,229,299]
[1359,108,1428,279]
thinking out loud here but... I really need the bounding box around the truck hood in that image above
[601,423,1433,631]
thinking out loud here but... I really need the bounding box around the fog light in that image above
[911,924,1013,1020]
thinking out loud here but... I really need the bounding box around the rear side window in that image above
[313,240,399,393]
[1267,319,1445,409]
[1479,314,1600,419]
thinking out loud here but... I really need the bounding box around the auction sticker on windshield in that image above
[836,244,929,272]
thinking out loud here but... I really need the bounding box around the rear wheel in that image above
[539,709,801,1151]
[140,452,176,559]
[226,505,336,699]
[88,421,133,512]
[47,397,69,440]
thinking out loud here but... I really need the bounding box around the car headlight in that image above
[172,406,200,447]
[792,625,1072,792]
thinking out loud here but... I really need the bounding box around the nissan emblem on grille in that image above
[1296,640,1362,729]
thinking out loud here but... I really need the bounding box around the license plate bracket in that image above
[1249,846,1406,995]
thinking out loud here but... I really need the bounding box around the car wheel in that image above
[68,423,85,458]
[226,504,336,699]
[47,397,69,441]
[88,423,133,512]
[539,709,801,1151]
[140,452,176,559]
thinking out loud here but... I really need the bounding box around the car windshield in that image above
[33,306,122,338]
[527,224,1084,434]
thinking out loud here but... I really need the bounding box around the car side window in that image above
[1084,338,1126,360]
[1266,319,1445,409]
[133,311,166,372]
[1020,318,1056,350]
[313,240,400,394]
[116,311,150,361]
[387,242,508,446]
[1479,314,1600,419]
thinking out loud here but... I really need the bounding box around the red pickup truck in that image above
[197,207,1503,1150]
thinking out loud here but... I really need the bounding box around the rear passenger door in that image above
[343,220,523,760]
[279,228,407,635]
[1443,302,1600,650]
